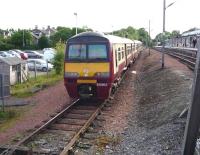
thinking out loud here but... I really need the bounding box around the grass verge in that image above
[0,105,32,132]
[11,72,62,98]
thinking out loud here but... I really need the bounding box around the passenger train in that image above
[64,32,142,100]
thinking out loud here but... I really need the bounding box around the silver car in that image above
[25,50,44,59]
[27,59,53,72]
[0,51,14,57]
[8,50,21,58]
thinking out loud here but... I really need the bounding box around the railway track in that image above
[155,47,197,70]
[0,99,108,155]
[0,50,142,155]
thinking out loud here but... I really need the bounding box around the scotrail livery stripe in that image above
[77,80,97,83]
[65,63,110,77]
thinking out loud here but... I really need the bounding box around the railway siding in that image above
[155,46,197,70]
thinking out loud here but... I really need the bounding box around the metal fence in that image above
[0,74,10,99]
[0,74,10,111]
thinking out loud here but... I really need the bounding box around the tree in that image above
[53,42,65,74]
[50,27,89,47]
[137,28,149,45]
[113,27,137,39]
[154,31,172,46]
[10,30,33,48]
[0,29,4,36]
[50,27,72,46]
[38,35,49,49]
[0,41,14,50]
[171,30,181,37]
[112,26,150,45]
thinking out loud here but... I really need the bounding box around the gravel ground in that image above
[0,81,71,145]
[107,49,193,155]
[0,49,193,155]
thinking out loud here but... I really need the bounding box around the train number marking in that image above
[83,68,89,77]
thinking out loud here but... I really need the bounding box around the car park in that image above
[24,50,43,59]
[7,50,21,58]
[13,49,28,60]
[0,51,14,57]
[27,59,53,72]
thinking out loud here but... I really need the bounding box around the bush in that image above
[0,110,17,121]
[0,41,14,50]
[38,35,50,49]
[53,42,65,74]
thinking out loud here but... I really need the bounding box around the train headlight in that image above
[65,72,79,78]
[95,72,110,78]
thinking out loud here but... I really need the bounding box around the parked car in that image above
[7,50,21,58]
[0,51,14,57]
[43,48,56,62]
[27,59,53,72]
[13,49,28,60]
[25,51,43,59]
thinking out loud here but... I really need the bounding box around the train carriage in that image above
[64,32,141,100]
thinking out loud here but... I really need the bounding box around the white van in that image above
[43,48,56,62]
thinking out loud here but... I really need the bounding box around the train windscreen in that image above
[88,45,107,60]
[68,44,86,60]
[67,44,108,61]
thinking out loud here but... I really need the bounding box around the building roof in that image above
[182,29,200,37]
[31,32,41,39]
[0,57,26,65]
[31,26,57,39]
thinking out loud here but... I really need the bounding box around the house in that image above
[42,26,57,38]
[3,29,14,39]
[0,57,28,85]
[31,25,57,45]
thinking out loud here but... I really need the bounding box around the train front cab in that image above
[64,40,112,100]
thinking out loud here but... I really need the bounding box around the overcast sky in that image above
[0,0,199,38]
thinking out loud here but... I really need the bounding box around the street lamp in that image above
[23,29,25,47]
[74,12,78,35]
[161,0,176,68]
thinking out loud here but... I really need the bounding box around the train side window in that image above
[118,52,121,61]
[115,49,118,67]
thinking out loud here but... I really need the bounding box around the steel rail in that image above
[155,47,196,70]
[60,100,106,155]
[0,99,80,155]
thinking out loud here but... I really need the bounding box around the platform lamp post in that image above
[74,12,78,35]
[161,0,176,68]
[149,20,151,56]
